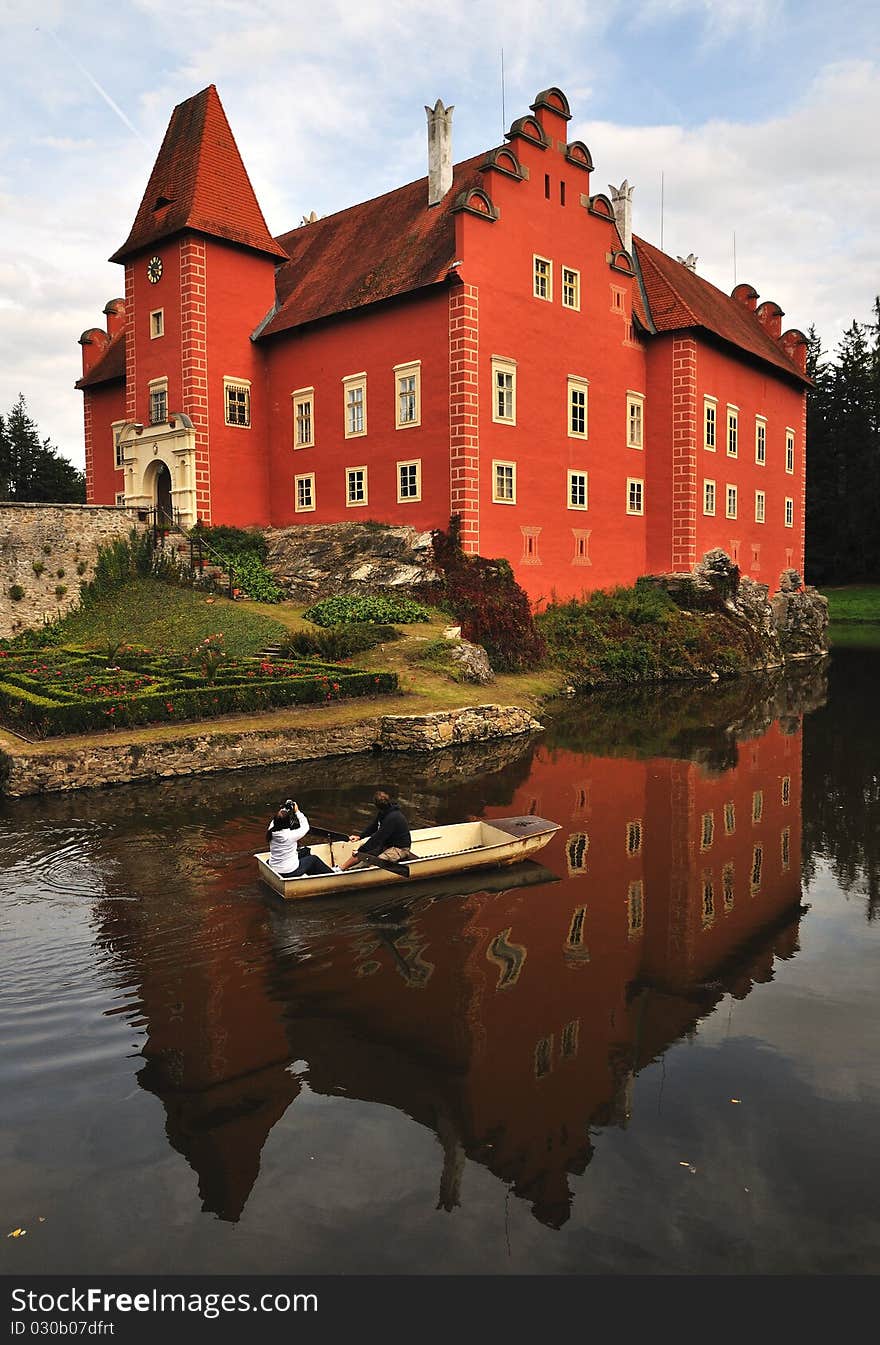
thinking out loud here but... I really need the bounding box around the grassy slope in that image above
[821,585,880,623]
[56,579,290,656]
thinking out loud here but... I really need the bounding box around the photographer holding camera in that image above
[266,800,338,879]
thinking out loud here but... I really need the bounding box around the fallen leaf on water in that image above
[730,1098,742,1104]
[7,1229,26,1238]
[689,1166,697,1174]
[678,1161,691,1167]
[38,1217,46,1223]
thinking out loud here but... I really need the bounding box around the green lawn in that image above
[56,579,290,656]
[821,585,880,623]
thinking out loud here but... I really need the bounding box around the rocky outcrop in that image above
[263,523,438,601]
[648,551,828,663]
[0,703,543,796]
[771,569,829,658]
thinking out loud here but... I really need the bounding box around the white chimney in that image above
[426,99,454,207]
[609,180,634,254]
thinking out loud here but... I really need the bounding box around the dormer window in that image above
[153,195,173,211]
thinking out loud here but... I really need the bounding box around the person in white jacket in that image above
[266,801,337,878]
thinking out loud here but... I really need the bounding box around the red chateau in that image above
[77,84,809,601]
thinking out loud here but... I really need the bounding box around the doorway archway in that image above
[154,462,173,526]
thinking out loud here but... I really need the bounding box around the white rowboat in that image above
[255,815,560,901]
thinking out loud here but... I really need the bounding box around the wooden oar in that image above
[308,825,410,877]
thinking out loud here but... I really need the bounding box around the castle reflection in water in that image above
[89,674,813,1229]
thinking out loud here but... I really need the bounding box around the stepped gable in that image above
[260,153,488,338]
[75,331,125,389]
[109,85,287,264]
[633,235,808,383]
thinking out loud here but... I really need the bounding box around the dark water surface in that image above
[1,650,878,1275]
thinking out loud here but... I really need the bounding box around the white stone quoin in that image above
[426,99,454,207]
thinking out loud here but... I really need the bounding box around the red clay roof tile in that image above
[259,155,487,338]
[634,235,808,383]
[109,86,287,264]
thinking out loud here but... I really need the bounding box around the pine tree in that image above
[0,395,85,503]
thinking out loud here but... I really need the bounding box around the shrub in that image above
[304,595,430,626]
[76,561,87,576]
[225,550,282,603]
[42,544,52,555]
[282,623,400,660]
[54,585,67,599]
[9,585,25,602]
[192,523,268,561]
[430,517,545,672]
[32,561,45,577]
[56,568,65,579]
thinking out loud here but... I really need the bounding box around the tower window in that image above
[224,380,251,428]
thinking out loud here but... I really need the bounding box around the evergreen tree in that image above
[0,395,85,503]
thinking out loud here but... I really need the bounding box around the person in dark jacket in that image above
[340,791,416,870]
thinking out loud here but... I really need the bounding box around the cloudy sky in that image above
[2,0,878,468]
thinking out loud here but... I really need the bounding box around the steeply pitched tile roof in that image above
[75,332,125,389]
[633,235,807,383]
[109,86,287,264]
[258,155,487,339]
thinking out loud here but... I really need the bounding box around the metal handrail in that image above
[148,509,237,597]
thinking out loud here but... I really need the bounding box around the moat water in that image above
[1,643,878,1275]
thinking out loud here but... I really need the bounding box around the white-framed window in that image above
[568,376,589,438]
[491,357,516,424]
[224,378,251,428]
[342,373,367,437]
[291,386,315,449]
[781,827,791,872]
[755,490,766,524]
[626,820,642,856]
[627,392,644,448]
[114,491,126,506]
[397,459,421,502]
[561,266,580,310]
[533,255,552,301]
[782,775,791,806]
[112,420,125,469]
[149,308,164,339]
[751,844,763,892]
[726,484,738,519]
[701,811,714,851]
[394,361,421,429]
[626,477,644,515]
[723,862,735,910]
[627,880,644,937]
[492,460,516,504]
[755,416,767,465]
[567,470,588,510]
[704,397,717,451]
[727,405,738,457]
[724,802,736,835]
[345,466,368,506]
[703,479,716,516]
[702,873,715,927]
[752,790,764,824]
[521,526,541,565]
[786,428,795,474]
[148,377,168,426]
[566,832,589,874]
[785,497,794,528]
[294,472,315,513]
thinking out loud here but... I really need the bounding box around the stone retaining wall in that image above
[0,504,145,638]
[0,704,543,797]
